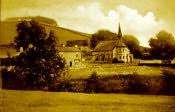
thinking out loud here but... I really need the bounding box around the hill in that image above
[0,16,91,45]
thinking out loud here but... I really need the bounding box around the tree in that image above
[14,20,47,51]
[149,30,175,64]
[13,20,65,89]
[122,35,142,58]
[90,30,117,49]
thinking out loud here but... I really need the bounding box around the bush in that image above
[127,73,148,94]
[0,57,15,67]
[161,69,175,95]
[49,72,84,92]
[112,58,118,63]
[85,72,100,93]
[84,72,162,94]
[50,72,73,92]
[84,73,129,93]
[1,68,26,90]
[145,76,162,95]
[96,79,128,93]
[70,81,85,93]
[112,58,124,63]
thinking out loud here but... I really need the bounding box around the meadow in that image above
[69,63,174,79]
[1,63,175,94]
[1,90,175,112]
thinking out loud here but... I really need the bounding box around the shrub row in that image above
[1,68,175,95]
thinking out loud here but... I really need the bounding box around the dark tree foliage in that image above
[139,46,152,60]
[14,20,47,51]
[149,31,175,63]
[0,57,15,66]
[8,20,65,89]
[161,69,175,95]
[127,74,148,94]
[85,72,100,93]
[122,35,142,58]
[91,30,145,59]
[91,30,118,49]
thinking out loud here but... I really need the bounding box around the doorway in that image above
[70,61,72,67]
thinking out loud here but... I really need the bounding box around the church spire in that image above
[118,23,122,39]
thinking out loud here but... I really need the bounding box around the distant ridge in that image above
[0,16,91,45]
[5,16,58,25]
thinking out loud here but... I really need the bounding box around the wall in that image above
[59,51,82,67]
[113,47,132,63]
[92,51,113,62]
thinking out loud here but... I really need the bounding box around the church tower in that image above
[117,23,122,39]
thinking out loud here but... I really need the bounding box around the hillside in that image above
[1,90,175,112]
[0,16,91,45]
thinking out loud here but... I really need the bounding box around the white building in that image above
[57,47,82,67]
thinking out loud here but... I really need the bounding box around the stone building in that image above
[92,24,133,63]
[57,47,82,67]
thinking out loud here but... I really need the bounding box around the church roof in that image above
[93,39,127,52]
[118,23,122,38]
[93,23,128,52]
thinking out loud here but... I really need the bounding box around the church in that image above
[92,24,133,63]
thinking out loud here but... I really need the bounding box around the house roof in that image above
[57,47,81,52]
[93,39,127,52]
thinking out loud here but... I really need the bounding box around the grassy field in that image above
[69,63,174,79]
[0,90,175,112]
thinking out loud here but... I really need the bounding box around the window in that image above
[119,56,122,59]
[76,53,78,57]
[123,56,125,59]
[74,59,80,65]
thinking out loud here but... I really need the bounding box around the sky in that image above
[1,0,175,46]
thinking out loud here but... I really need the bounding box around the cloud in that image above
[2,3,167,46]
[69,3,166,47]
[41,3,164,46]
[115,5,166,46]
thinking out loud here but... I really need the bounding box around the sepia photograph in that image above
[0,0,175,112]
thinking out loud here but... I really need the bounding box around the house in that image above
[66,40,91,52]
[0,44,21,58]
[57,47,82,67]
[172,58,175,64]
[92,24,133,63]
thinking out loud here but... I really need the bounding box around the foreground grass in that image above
[1,90,175,112]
